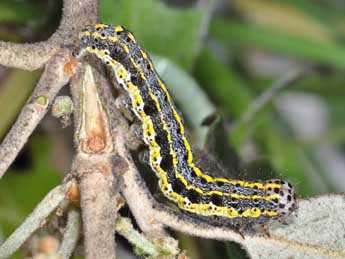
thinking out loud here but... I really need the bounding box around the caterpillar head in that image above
[76,23,136,67]
[76,24,114,57]
[267,180,297,217]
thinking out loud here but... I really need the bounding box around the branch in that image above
[0,42,59,71]
[58,208,81,259]
[0,0,99,70]
[0,181,73,259]
[50,0,99,46]
[0,51,71,178]
[115,217,160,257]
[153,206,244,242]
[115,216,180,258]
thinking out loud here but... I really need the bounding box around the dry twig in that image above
[0,52,70,177]
[0,182,73,259]
[58,208,81,259]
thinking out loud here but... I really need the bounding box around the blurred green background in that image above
[1,0,345,258]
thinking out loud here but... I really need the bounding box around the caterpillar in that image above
[76,23,297,226]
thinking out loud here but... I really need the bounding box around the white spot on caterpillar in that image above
[126,73,131,82]
[136,102,144,112]
[167,184,173,194]
[209,202,217,211]
[184,197,191,206]
[153,155,162,166]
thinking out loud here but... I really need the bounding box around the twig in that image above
[84,64,170,239]
[50,0,99,46]
[0,0,99,70]
[153,207,244,242]
[0,51,71,178]
[196,0,217,48]
[58,208,81,259]
[0,42,59,71]
[115,216,180,258]
[0,181,73,259]
[115,217,160,258]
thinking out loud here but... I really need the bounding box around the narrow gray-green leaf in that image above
[210,18,345,69]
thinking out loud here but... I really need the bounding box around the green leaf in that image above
[210,18,345,69]
[194,48,253,119]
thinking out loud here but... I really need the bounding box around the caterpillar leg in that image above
[115,94,142,127]
[115,93,131,110]
[124,123,144,151]
[138,149,150,166]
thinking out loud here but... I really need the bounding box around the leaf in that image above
[100,0,203,69]
[231,0,334,44]
[210,18,345,69]
[194,48,253,119]
[243,194,345,259]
